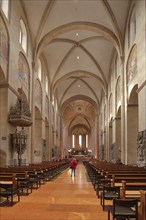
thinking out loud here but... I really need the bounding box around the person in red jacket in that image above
[70,158,77,177]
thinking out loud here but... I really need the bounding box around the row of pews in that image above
[0,161,70,206]
[84,160,146,220]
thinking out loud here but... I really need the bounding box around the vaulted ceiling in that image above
[22,0,130,127]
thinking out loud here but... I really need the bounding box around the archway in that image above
[127,85,138,164]
[61,99,95,159]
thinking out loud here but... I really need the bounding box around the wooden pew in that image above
[0,171,33,195]
[0,174,20,206]
[112,175,146,186]
[84,160,146,219]
[0,161,70,207]
[139,191,146,220]
[122,187,146,220]
[90,160,146,173]
[121,181,146,200]
[0,161,70,191]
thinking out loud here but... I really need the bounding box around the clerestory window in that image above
[1,0,9,19]
[19,19,27,53]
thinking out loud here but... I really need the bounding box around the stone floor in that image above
[0,163,108,220]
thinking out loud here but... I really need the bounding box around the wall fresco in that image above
[35,79,42,109]
[18,53,30,88]
[127,46,137,83]
[0,16,9,75]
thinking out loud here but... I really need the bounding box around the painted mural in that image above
[35,79,42,109]
[18,53,30,88]
[127,46,137,84]
[0,16,9,75]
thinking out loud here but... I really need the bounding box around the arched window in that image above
[1,0,9,19]
[46,76,48,93]
[86,134,88,148]
[79,135,82,147]
[128,8,136,47]
[19,19,27,53]
[72,135,75,148]
[38,59,42,81]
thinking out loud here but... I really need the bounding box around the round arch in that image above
[35,21,123,61]
[61,95,98,113]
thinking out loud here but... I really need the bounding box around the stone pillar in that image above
[94,114,99,159]
[30,62,36,163]
[45,123,49,161]
[115,117,121,159]
[0,85,9,165]
[104,130,106,160]
[60,114,63,159]
[108,123,113,161]
[120,57,126,164]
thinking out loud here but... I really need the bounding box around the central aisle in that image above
[0,162,107,220]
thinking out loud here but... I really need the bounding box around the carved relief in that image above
[42,139,46,161]
[137,130,146,164]
[110,143,116,161]
[100,144,105,160]
[8,89,32,126]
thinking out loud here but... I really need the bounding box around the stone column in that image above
[60,114,63,159]
[120,57,126,164]
[30,62,37,163]
[115,117,121,159]
[95,114,99,159]
[108,123,113,161]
